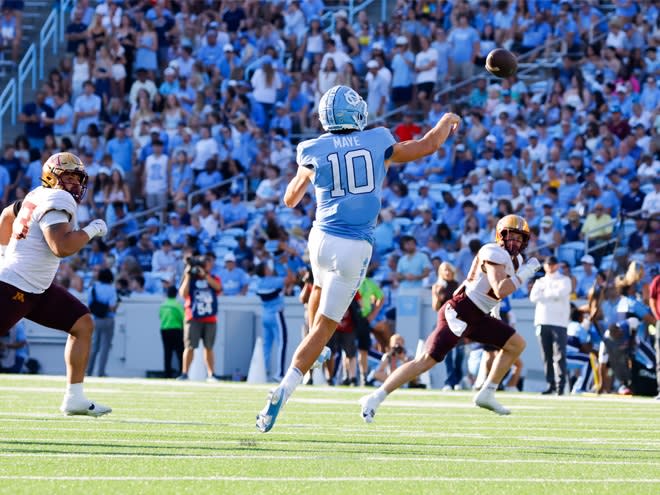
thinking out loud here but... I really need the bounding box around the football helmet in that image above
[318,85,368,132]
[495,214,530,256]
[41,152,88,203]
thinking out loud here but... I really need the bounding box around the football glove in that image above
[82,219,108,239]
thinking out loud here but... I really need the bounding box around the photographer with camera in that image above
[366,334,412,386]
[177,254,223,381]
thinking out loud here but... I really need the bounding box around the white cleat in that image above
[473,390,511,416]
[60,397,112,417]
[359,394,380,424]
[256,387,286,433]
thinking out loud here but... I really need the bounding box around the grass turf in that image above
[0,375,658,495]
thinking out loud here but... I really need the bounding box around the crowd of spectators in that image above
[0,0,658,308]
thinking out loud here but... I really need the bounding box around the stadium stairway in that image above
[0,1,66,146]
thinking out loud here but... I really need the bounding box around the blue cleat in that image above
[311,346,331,369]
[256,386,285,433]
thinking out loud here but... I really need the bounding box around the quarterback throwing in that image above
[0,152,111,416]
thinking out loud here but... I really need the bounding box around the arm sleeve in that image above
[39,210,70,229]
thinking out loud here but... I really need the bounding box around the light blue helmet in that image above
[318,85,368,132]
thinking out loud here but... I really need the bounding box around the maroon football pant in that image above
[0,280,89,336]
[426,290,516,363]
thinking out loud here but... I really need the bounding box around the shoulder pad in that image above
[296,139,315,169]
[34,188,77,222]
[479,243,510,265]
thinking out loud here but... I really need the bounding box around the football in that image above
[485,48,518,78]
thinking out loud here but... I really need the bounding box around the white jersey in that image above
[0,187,77,293]
[463,242,521,314]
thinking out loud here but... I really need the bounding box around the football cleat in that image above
[473,389,511,416]
[359,394,380,424]
[60,397,112,417]
[256,386,285,433]
[311,346,331,370]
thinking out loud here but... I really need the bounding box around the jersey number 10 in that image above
[328,150,375,197]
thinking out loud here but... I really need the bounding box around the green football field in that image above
[0,375,659,495]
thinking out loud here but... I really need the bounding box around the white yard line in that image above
[0,475,658,483]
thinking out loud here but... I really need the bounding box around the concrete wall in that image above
[24,290,548,391]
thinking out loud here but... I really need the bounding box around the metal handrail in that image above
[39,10,58,79]
[109,204,166,230]
[59,0,74,44]
[17,44,36,112]
[186,174,248,212]
[0,78,17,139]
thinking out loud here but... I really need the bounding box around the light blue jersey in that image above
[256,276,285,313]
[296,127,396,244]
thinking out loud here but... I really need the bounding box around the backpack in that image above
[89,286,110,318]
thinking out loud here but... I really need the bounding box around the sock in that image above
[66,382,84,400]
[374,388,388,403]
[281,367,303,397]
[481,380,498,392]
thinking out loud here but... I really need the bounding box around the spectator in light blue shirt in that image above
[218,252,250,296]
[396,236,432,289]
[0,163,9,204]
[106,123,134,177]
[52,92,74,136]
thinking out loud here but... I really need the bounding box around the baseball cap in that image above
[395,36,408,45]
[145,217,159,227]
[486,134,497,143]
[580,254,595,265]
[528,130,539,138]
[223,43,234,52]
[501,89,511,97]
[456,144,466,152]
[569,151,582,159]
[418,180,430,189]
[367,60,379,69]
[164,67,175,77]
[541,216,553,227]
[545,255,559,265]
[372,41,384,51]
[224,252,236,262]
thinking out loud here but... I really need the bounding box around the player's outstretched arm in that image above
[43,218,107,258]
[283,165,313,208]
[389,113,461,164]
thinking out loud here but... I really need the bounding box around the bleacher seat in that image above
[223,228,247,238]
[393,217,413,235]
[217,236,238,249]
[557,241,585,267]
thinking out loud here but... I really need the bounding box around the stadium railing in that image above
[186,174,248,212]
[0,0,72,141]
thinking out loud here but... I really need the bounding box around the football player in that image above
[360,214,541,421]
[0,152,111,416]
[256,85,460,432]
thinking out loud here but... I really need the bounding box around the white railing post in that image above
[17,44,36,112]
[59,0,73,44]
[39,10,58,79]
[0,79,17,141]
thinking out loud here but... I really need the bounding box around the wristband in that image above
[82,224,97,239]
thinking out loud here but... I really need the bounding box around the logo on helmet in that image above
[318,85,368,132]
[41,152,89,203]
